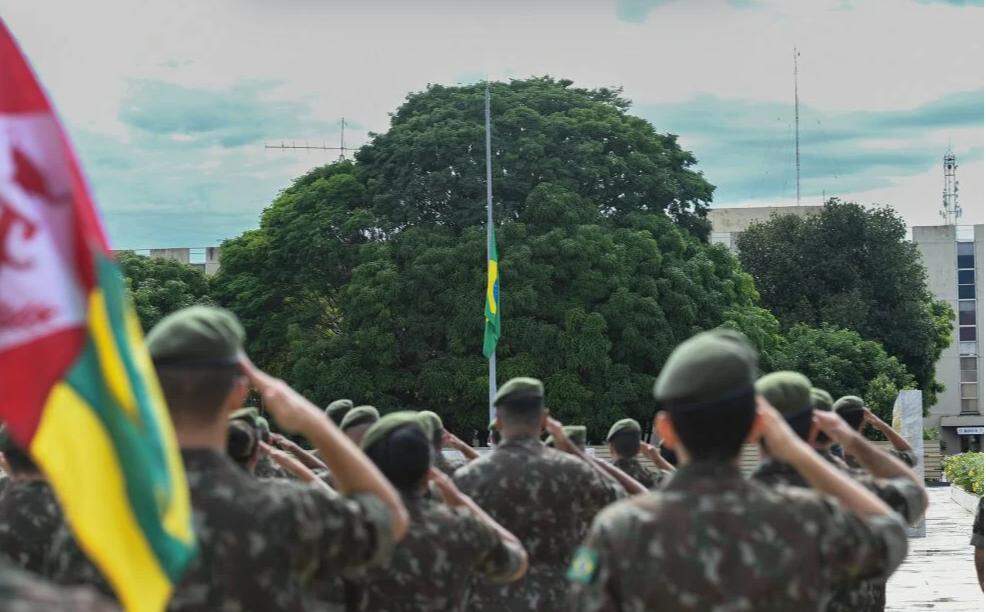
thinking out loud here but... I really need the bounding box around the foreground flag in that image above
[0,20,195,611]
[483,225,500,359]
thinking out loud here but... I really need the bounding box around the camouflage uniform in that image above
[752,452,925,612]
[433,452,465,478]
[454,436,620,611]
[0,480,61,574]
[48,449,394,610]
[569,461,908,611]
[360,492,525,611]
[0,560,116,612]
[846,448,918,470]
[973,497,984,549]
[611,457,667,490]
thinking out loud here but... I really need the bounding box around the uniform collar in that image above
[497,435,543,451]
[180,447,239,473]
[665,460,743,490]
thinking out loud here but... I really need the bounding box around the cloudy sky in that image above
[2,0,982,248]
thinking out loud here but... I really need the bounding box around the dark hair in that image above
[496,396,544,429]
[659,444,678,467]
[610,431,641,458]
[226,421,258,468]
[837,407,865,431]
[784,407,814,442]
[364,425,431,493]
[155,365,241,422]
[666,389,756,462]
[2,442,39,475]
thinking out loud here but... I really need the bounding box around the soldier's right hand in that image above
[756,398,811,464]
[427,467,466,507]
[240,356,322,435]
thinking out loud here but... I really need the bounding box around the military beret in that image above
[325,399,354,424]
[755,372,812,417]
[606,418,642,442]
[340,405,380,431]
[545,425,587,448]
[417,411,444,440]
[147,305,245,367]
[654,329,759,405]
[494,377,544,406]
[360,411,426,451]
[810,388,834,412]
[833,395,865,415]
[229,407,260,426]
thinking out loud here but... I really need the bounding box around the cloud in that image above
[615,0,671,23]
[635,90,983,204]
[916,0,982,6]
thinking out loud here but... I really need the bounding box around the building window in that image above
[960,326,977,341]
[960,301,976,325]
[957,239,976,352]
[958,241,975,269]
[960,341,978,355]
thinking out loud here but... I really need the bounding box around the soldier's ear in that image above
[744,409,765,444]
[655,412,678,451]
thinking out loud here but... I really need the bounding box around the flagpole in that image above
[485,82,497,425]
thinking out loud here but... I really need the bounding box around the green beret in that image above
[340,405,380,431]
[361,411,426,451]
[810,388,834,412]
[654,329,759,405]
[494,377,544,406]
[606,418,641,441]
[545,425,587,448]
[325,399,354,424]
[755,372,812,416]
[417,411,444,440]
[147,305,245,366]
[833,395,865,415]
[229,407,259,426]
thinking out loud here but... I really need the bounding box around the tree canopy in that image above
[212,78,754,442]
[117,251,212,331]
[736,199,953,406]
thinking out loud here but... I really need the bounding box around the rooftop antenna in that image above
[794,46,801,205]
[264,118,355,161]
[941,149,962,225]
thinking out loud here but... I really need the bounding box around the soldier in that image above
[544,425,587,451]
[47,306,408,610]
[834,396,918,468]
[358,412,527,611]
[488,419,501,448]
[0,430,61,575]
[973,497,983,591]
[225,419,261,473]
[751,373,928,612]
[326,399,355,426]
[605,418,670,489]
[417,411,478,477]
[453,377,622,611]
[340,406,380,446]
[0,560,116,611]
[568,329,909,611]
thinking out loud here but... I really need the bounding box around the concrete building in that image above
[913,224,984,455]
[116,247,221,276]
[708,205,824,251]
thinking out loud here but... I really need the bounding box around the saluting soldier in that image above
[417,411,479,477]
[326,399,355,426]
[357,412,527,611]
[453,377,621,611]
[340,405,380,446]
[605,418,671,489]
[0,430,61,575]
[568,329,910,611]
[834,396,919,468]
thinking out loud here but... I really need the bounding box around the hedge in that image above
[943,452,984,496]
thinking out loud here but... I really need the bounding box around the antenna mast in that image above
[794,46,801,205]
[264,118,355,161]
[941,150,962,225]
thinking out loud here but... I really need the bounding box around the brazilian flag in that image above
[483,226,500,358]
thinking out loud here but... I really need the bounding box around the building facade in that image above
[913,225,984,454]
[115,247,221,276]
[708,205,824,251]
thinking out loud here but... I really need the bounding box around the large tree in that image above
[736,199,953,406]
[117,251,212,331]
[213,78,759,441]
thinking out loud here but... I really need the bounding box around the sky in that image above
[1,0,982,248]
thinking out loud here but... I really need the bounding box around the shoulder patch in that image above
[567,546,599,584]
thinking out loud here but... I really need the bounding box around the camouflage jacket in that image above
[360,491,524,611]
[0,480,61,575]
[569,461,908,612]
[47,449,394,611]
[973,498,983,548]
[0,560,116,612]
[846,447,918,470]
[611,457,667,490]
[453,435,621,612]
[751,454,926,612]
[434,452,466,478]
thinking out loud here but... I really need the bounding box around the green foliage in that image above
[117,251,212,331]
[768,324,915,424]
[212,78,756,442]
[736,199,954,407]
[943,452,984,496]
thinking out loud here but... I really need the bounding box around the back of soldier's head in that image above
[226,420,259,469]
[362,413,431,493]
[833,396,866,430]
[755,371,813,442]
[607,419,642,458]
[147,306,246,424]
[653,329,759,462]
[325,399,354,426]
[0,427,39,476]
[494,377,545,430]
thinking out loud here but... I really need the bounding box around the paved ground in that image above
[887,486,983,611]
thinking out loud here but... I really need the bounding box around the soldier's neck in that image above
[174,419,228,452]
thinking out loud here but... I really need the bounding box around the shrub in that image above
[943,452,984,496]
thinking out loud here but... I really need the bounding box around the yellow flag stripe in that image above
[32,383,172,612]
[88,290,138,420]
[486,260,498,315]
